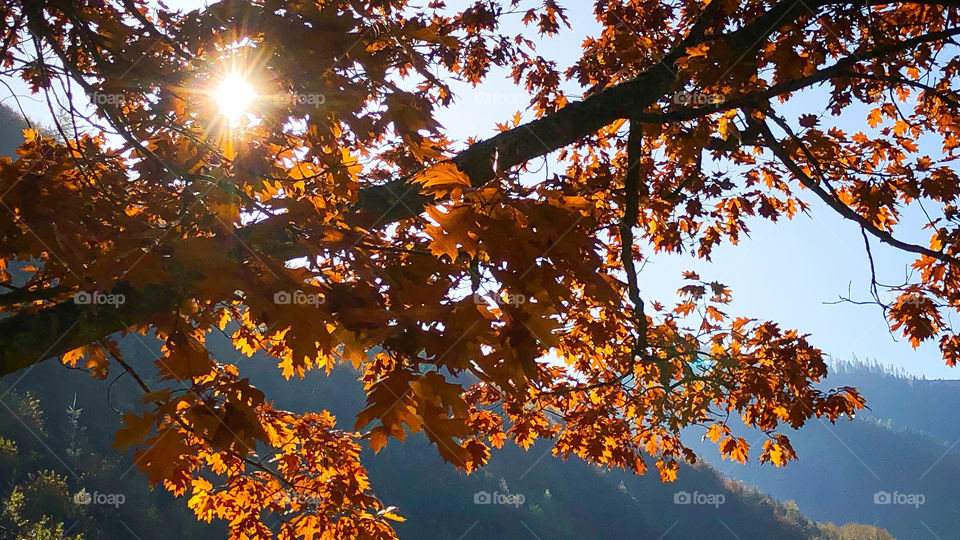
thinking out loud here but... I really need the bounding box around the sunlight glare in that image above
[214,75,256,120]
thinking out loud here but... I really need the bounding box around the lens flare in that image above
[214,74,256,120]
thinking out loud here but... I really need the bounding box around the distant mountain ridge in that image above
[827,359,960,448]
[696,359,960,539]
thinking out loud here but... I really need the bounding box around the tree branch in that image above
[620,118,649,353]
[2,0,958,377]
[749,112,960,267]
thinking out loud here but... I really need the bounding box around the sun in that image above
[214,74,256,120]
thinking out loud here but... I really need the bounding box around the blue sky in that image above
[2,0,955,379]
[432,2,958,379]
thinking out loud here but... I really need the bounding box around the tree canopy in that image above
[0,0,958,537]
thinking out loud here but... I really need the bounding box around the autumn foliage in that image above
[1,0,959,537]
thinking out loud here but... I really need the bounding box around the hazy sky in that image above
[3,0,955,379]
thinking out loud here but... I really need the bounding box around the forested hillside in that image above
[698,361,960,539]
[1,337,893,539]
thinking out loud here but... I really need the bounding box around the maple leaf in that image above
[112,412,156,451]
[414,162,471,199]
[1,0,957,537]
[719,437,750,464]
[798,114,819,128]
[158,331,215,380]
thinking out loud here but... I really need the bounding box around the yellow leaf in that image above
[414,162,470,193]
[62,347,85,368]
[381,507,406,522]
[705,423,724,443]
[368,429,388,453]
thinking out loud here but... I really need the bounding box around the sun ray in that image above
[214,74,256,121]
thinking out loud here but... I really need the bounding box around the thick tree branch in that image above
[0,285,67,307]
[355,0,725,221]
[0,282,178,375]
[2,0,958,377]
